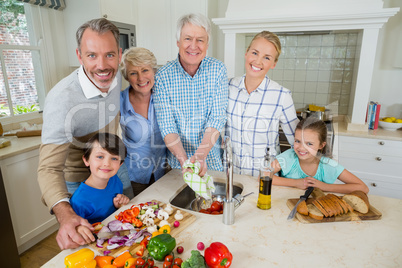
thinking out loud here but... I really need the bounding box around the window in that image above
[0,0,45,120]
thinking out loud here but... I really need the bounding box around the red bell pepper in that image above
[204,242,233,268]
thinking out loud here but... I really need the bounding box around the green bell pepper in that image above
[147,233,176,261]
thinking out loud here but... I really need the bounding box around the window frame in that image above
[0,3,53,127]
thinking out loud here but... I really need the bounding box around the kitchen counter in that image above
[0,136,41,160]
[334,120,402,141]
[42,169,402,267]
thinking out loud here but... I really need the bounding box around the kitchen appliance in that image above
[287,187,314,220]
[110,21,136,52]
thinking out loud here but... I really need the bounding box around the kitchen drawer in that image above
[338,151,401,177]
[338,136,402,157]
[352,171,402,199]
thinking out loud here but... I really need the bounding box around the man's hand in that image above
[189,154,207,177]
[113,194,129,208]
[53,202,94,250]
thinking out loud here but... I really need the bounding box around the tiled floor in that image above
[19,231,61,268]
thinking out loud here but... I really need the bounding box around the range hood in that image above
[213,0,399,130]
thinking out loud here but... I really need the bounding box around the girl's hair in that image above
[176,13,211,43]
[247,31,282,62]
[83,133,126,163]
[296,118,328,156]
[120,47,157,80]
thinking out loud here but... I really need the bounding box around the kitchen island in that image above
[42,169,402,267]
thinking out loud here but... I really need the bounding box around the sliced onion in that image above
[103,250,111,256]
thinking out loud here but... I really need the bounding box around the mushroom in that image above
[143,217,155,227]
[159,220,170,228]
[157,209,169,221]
[147,225,158,233]
[164,204,174,215]
[174,210,184,221]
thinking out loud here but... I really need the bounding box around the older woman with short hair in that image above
[118,47,167,196]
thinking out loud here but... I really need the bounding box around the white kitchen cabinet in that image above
[0,149,58,253]
[63,0,136,67]
[136,0,214,65]
[337,135,402,199]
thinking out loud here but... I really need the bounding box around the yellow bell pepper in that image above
[81,259,97,268]
[64,248,95,268]
[152,225,171,237]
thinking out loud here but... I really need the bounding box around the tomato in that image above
[172,265,180,268]
[199,209,210,214]
[163,261,172,268]
[134,258,146,266]
[211,210,221,214]
[147,258,155,267]
[173,258,183,266]
[210,201,223,212]
[164,255,174,262]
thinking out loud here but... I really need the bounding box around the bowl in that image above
[378,120,402,131]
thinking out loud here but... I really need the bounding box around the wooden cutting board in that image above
[286,196,382,224]
[90,200,196,257]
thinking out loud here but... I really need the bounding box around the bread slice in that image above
[307,204,324,220]
[333,194,349,214]
[328,194,343,216]
[341,199,354,213]
[342,191,370,214]
[312,199,329,217]
[320,197,335,217]
[297,200,309,216]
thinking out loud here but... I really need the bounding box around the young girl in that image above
[226,31,298,177]
[272,118,369,194]
[70,133,130,242]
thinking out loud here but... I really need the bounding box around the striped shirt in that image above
[226,75,299,177]
[153,56,228,171]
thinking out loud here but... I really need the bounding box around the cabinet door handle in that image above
[378,141,384,145]
[103,14,108,18]
[371,183,377,187]
[375,157,382,161]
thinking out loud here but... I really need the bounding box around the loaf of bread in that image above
[342,191,370,214]
[307,204,324,220]
[297,200,309,216]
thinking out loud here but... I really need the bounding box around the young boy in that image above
[70,133,130,242]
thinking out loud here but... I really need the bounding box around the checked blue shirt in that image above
[153,56,228,171]
[226,75,299,177]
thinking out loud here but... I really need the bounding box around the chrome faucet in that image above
[223,136,253,225]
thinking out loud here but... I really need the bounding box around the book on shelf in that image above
[367,101,381,130]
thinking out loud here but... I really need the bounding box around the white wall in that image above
[370,0,402,118]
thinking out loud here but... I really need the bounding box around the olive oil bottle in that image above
[257,148,274,210]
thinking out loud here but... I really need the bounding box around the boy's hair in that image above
[247,31,282,62]
[83,132,126,163]
[296,118,328,156]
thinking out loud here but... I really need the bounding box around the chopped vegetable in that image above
[204,242,233,268]
[197,242,205,251]
[164,204,174,215]
[147,233,177,261]
[181,250,206,268]
[64,248,95,268]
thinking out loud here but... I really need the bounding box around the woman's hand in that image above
[113,194,130,208]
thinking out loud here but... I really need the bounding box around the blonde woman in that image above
[226,31,299,177]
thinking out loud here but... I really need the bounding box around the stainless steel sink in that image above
[169,180,243,212]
